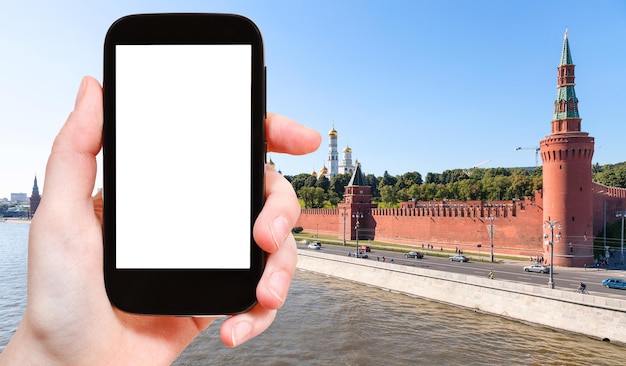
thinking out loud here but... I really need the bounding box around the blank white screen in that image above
[115,44,251,269]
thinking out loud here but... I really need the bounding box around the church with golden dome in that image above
[320,124,355,179]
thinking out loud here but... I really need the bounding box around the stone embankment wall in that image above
[296,250,626,345]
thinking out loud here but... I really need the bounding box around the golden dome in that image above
[343,145,352,153]
[328,125,338,137]
[319,165,328,177]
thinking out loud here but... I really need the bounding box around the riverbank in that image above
[296,249,626,346]
[1,218,31,224]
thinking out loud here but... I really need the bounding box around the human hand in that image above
[0,76,321,365]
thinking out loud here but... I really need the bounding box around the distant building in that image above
[325,124,355,179]
[11,193,28,203]
[338,145,355,176]
[30,175,41,217]
[326,125,339,178]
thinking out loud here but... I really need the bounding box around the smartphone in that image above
[102,13,266,315]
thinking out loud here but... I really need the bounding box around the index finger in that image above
[265,113,321,155]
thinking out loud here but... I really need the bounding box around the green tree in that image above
[396,171,423,190]
[425,172,442,184]
[592,162,602,174]
[366,174,381,201]
[379,185,398,207]
[420,182,439,201]
[396,187,410,203]
[456,179,483,200]
[316,175,330,192]
[380,171,397,188]
[508,175,535,199]
[298,186,326,208]
[594,165,626,188]
[329,173,351,200]
[441,169,467,184]
[290,173,316,193]
[433,183,451,200]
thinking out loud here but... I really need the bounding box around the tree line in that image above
[285,161,626,209]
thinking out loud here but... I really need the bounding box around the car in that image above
[405,251,424,259]
[353,251,369,259]
[449,255,469,262]
[359,245,371,252]
[307,242,321,250]
[523,263,550,273]
[602,278,626,290]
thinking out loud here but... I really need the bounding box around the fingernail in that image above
[75,76,88,107]
[269,271,288,304]
[231,320,253,347]
[270,215,289,251]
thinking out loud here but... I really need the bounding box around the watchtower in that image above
[539,30,595,266]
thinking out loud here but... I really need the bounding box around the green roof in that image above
[348,162,367,186]
[560,30,573,65]
[554,87,579,119]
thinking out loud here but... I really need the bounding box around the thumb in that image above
[40,76,103,207]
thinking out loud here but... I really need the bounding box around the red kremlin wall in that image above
[296,186,626,264]
[297,193,545,258]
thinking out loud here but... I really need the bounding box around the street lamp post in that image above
[342,207,347,246]
[597,191,609,263]
[488,215,495,263]
[617,210,625,265]
[544,220,561,289]
[353,212,363,257]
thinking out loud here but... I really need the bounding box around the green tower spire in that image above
[560,29,573,66]
[554,29,580,122]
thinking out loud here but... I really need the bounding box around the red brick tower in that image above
[338,162,376,240]
[539,30,595,267]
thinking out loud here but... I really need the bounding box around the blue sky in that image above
[1,1,625,199]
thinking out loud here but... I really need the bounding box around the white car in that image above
[307,242,321,250]
[523,263,550,273]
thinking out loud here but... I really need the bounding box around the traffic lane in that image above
[296,243,626,298]
[300,243,548,281]
[491,261,625,296]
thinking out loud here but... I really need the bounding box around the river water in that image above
[1,222,624,365]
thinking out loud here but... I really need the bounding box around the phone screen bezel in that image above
[102,13,266,315]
